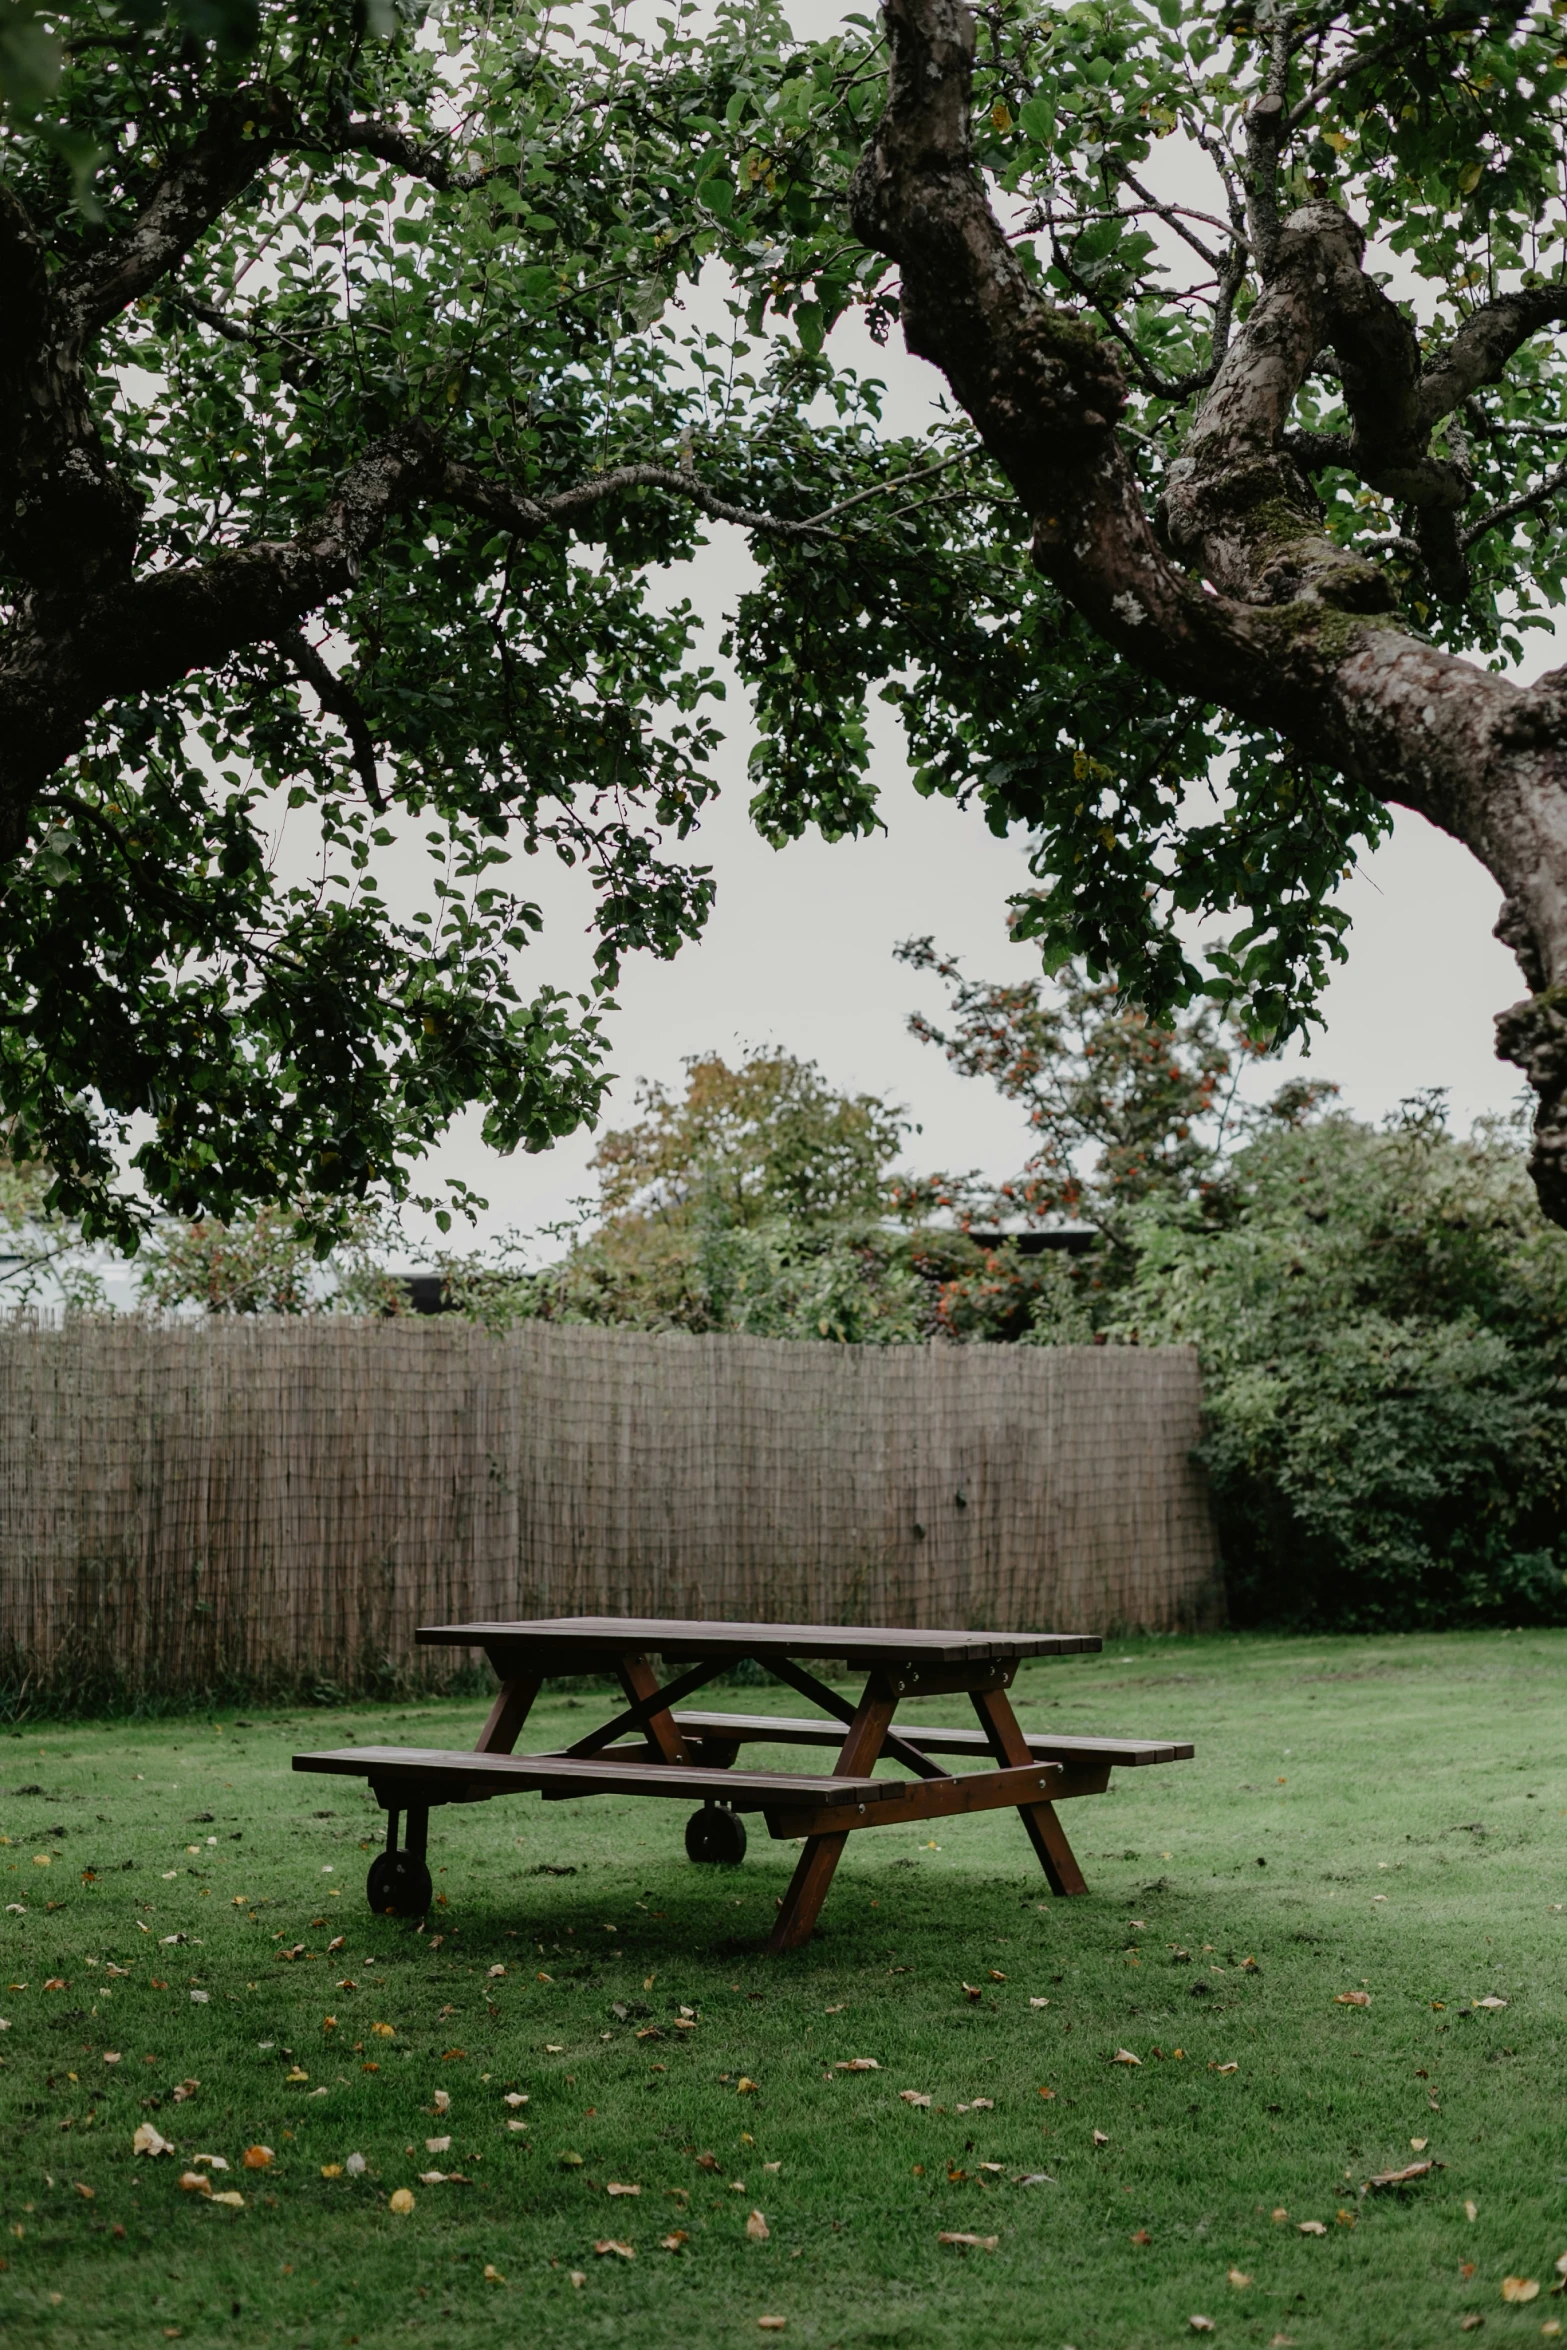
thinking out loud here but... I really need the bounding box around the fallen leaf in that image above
[133,2123,173,2158]
[1475,1995,1509,2010]
[43,1976,65,1989]
[836,2058,879,2072]
[371,2022,396,2039]
[746,2209,770,2242]
[73,2183,94,2201]
[1017,2173,1055,2188]
[425,2136,451,2154]
[488,1964,506,1979]
[320,2165,343,2179]
[418,2172,449,2185]
[1111,2049,1141,2067]
[988,1969,1006,1982]
[178,2172,212,2197]
[758,2321,786,2334]
[594,2239,634,2259]
[1028,1997,1050,2009]
[1501,2278,1540,2304]
[209,2191,244,2210]
[1092,2130,1110,2147]
[1556,2253,1567,2280]
[502,2092,526,2108]
[170,2080,200,2104]
[1229,2266,1253,2285]
[695,2152,720,2172]
[569,2270,585,2288]
[607,2182,641,2197]
[824,2003,846,2015]
[1298,2220,1328,2236]
[661,2231,689,2250]
[327,1935,345,1953]
[1460,2318,1484,2333]
[346,2153,366,2176]
[1271,2208,1288,2223]
[558,2151,584,2169]
[1410,2138,1428,2152]
[1365,2161,1435,2190]
[1216,2062,1238,2075]
[737,2076,759,2094]
[285,2068,309,2085]
[1130,2228,1152,2245]
[1036,2085,1056,2099]
[191,2155,228,2171]
[1334,1991,1371,2007]
[1190,2321,1216,2336]
[483,2264,505,2282]
[938,2232,998,2251]
[956,2098,995,2112]
[241,2146,273,2171]
[1461,2264,1477,2283]
[898,2091,931,2108]
[961,1983,982,2001]
[388,2188,414,2215]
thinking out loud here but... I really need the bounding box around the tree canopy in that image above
[7,0,1567,1242]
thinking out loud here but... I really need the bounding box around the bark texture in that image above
[850,0,1567,1224]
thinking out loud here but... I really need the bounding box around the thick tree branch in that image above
[280,633,387,812]
[851,0,1567,1229]
[1417,286,1567,431]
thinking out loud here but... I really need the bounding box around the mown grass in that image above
[3,1629,1567,2350]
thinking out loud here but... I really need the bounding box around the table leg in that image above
[970,1685,1089,1897]
[767,1674,897,1954]
[616,1654,693,1764]
[474,1672,542,1756]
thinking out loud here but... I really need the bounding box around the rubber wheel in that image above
[366,1848,433,1917]
[685,1805,747,1866]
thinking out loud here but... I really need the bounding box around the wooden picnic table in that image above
[293,1614,1193,1952]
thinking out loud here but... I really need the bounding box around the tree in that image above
[12,1,1567,1248]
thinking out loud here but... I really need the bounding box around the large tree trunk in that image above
[850,0,1567,1224]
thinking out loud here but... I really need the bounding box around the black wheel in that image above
[685,1805,747,1867]
[366,1848,433,1917]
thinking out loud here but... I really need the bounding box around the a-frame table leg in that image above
[474,1671,543,1756]
[767,1673,897,1954]
[971,1684,1089,1897]
[616,1654,692,1764]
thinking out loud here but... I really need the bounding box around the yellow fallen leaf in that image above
[1410,2138,1427,2152]
[607,2182,641,2197]
[1466,2201,1479,2221]
[938,2232,998,2251]
[737,2076,759,2093]
[746,2209,770,2242]
[73,2183,94,2201]
[1502,2277,1540,2304]
[371,2022,396,2038]
[1112,2049,1141,2067]
[483,2264,505,2282]
[1092,2130,1110,2147]
[1272,2208,1288,2223]
[1298,2220,1327,2236]
[285,2069,309,2085]
[133,2123,174,2158]
[594,2239,634,2259]
[320,2165,343,2178]
[388,2188,414,2214]
[988,1969,1006,1982]
[241,2146,273,2170]
[1228,2268,1252,2286]
[209,2191,244,2209]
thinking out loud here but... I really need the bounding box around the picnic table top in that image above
[416,1614,1101,1668]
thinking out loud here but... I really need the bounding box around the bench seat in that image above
[669,1711,1194,1768]
[294,1743,896,1812]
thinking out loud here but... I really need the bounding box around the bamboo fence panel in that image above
[0,1318,1221,1698]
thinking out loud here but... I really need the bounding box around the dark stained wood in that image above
[474,1672,542,1756]
[560,1658,729,1763]
[417,1615,1101,1669]
[970,1685,1089,1898]
[294,1744,887,1811]
[667,1712,1194,1768]
[765,1758,1065,1838]
[765,1655,946,1782]
[766,1673,899,1956]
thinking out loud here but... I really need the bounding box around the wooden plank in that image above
[474,1673,542,1756]
[668,1712,1194,1767]
[416,1615,1102,1668]
[766,1674,898,1955]
[292,1744,887,1812]
[765,1759,1065,1838]
[971,1686,1089,1898]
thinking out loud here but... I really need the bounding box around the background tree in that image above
[11,0,1567,1249]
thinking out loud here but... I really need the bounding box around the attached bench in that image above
[292,1615,1194,1951]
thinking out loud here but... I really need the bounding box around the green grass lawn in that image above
[3,1630,1567,2350]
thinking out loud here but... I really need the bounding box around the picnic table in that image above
[294,1615,1193,1953]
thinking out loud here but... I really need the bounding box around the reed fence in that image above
[0,1317,1220,1704]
